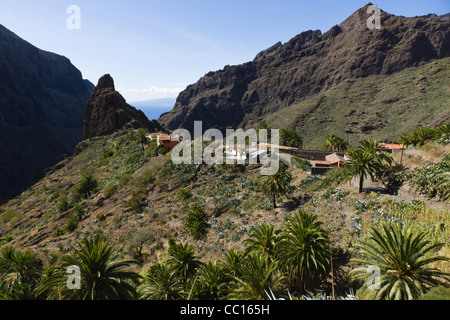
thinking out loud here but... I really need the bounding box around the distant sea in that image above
[130,98,176,121]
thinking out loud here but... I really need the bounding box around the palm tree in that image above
[227,253,283,300]
[344,140,393,193]
[350,222,450,300]
[277,210,330,293]
[167,242,202,282]
[139,262,181,300]
[344,148,381,193]
[321,133,348,152]
[42,235,140,300]
[0,247,44,300]
[280,128,303,149]
[259,163,293,208]
[220,250,245,278]
[412,127,435,146]
[136,128,150,150]
[397,133,412,167]
[244,223,279,261]
[190,261,231,300]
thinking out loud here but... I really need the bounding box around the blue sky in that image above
[0,0,448,102]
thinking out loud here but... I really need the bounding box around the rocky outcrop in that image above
[82,74,168,140]
[159,3,450,133]
[0,24,93,203]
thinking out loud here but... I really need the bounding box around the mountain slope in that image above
[266,57,450,148]
[0,24,93,203]
[159,3,450,135]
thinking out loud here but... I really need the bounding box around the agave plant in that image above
[436,171,450,200]
[350,222,450,300]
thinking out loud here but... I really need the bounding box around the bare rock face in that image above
[82,74,168,140]
[159,3,450,133]
[0,24,94,203]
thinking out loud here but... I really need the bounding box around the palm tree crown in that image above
[259,163,293,208]
[43,235,140,300]
[350,222,450,300]
[277,210,330,293]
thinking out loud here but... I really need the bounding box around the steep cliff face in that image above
[0,24,93,203]
[159,4,450,133]
[82,74,168,140]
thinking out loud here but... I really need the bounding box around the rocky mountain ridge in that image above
[159,3,450,134]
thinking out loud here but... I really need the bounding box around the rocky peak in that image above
[82,74,168,140]
[95,74,115,91]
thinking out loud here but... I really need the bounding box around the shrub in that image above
[65,214,79,233]
[408,157,450,198]
[118,174,133,188]
[102,148,115,159]
[128,193,145,212]
[419,286,450,300]
[185,204,208,240]
[96,213,106,222]
[177,189,192,200]
[103,184,118,198]
[75,175,98,199]
[291,157,311,170]
[73,204,86,219]
[52,228,64,237]
[133,168,155,190]
[57,198,71,213]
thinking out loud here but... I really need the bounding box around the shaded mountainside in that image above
[159,3,450,136]
[83,74,169,140]
[0,24,94,204]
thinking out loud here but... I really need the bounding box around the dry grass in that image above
[396,143,450,171]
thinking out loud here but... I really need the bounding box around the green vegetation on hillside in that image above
[0,123,448,301]
[265,58,450,149]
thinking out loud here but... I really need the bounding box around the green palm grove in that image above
[0,210,448,300]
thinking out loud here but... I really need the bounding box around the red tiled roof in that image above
[379,143,406,150]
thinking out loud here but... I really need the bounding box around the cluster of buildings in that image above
[144,130,406,175]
